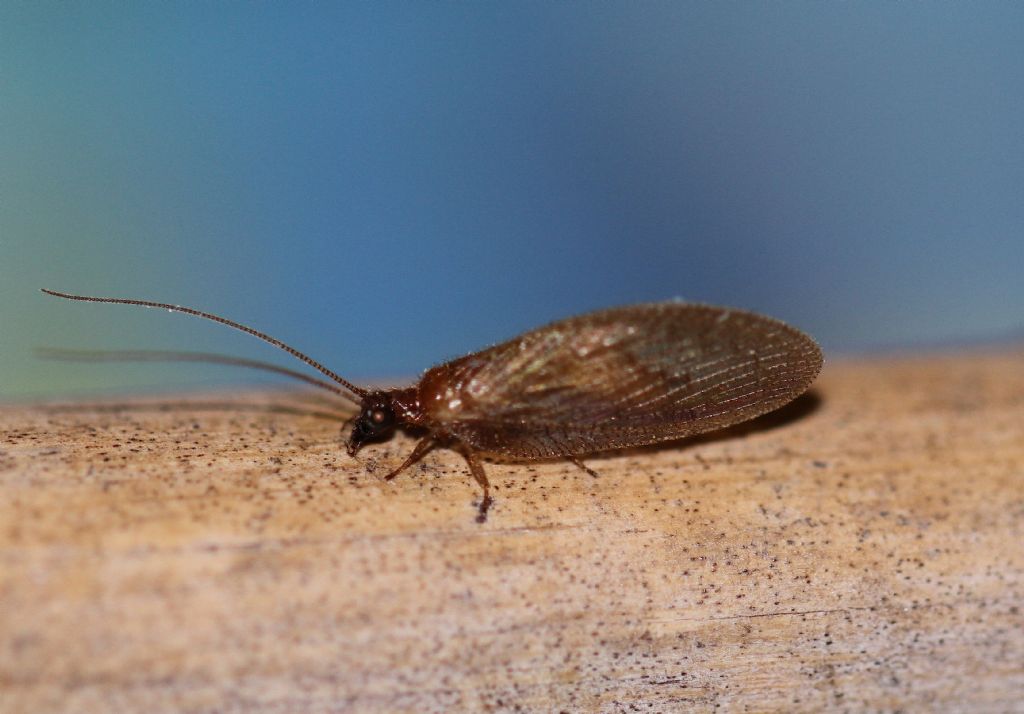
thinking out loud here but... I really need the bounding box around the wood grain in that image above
[2,349,1023,712]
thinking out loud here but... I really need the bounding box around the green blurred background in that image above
[3,3,1022,399]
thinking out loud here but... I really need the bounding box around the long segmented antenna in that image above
[41,289,367,404]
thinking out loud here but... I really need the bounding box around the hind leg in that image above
[568,455,599,478]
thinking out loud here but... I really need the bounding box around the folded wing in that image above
[435,303,822,459]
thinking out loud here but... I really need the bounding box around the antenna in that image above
[41,289,367,404]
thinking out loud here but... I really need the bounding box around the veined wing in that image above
[432,303,821,458]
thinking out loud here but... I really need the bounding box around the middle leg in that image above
[460,449,494,524]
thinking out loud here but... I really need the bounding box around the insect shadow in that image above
[33,396,348,424]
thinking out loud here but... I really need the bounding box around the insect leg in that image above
[382,437,435,481]
[567,455,600,478]
[460,449,494,524]
[340,413,357,435]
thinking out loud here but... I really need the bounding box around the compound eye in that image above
[361,405,394,435]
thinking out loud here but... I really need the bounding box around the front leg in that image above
[382,437,435,481]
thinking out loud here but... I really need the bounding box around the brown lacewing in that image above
[42,289,823,522]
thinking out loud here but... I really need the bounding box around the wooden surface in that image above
[1,348,1023,713]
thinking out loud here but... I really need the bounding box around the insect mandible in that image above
[42,289,823,522]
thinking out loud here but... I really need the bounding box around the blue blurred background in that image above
[3,2,1023,399]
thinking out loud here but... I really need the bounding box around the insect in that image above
[42,289,822,522]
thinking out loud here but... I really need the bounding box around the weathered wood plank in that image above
[2,349,1022,712]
